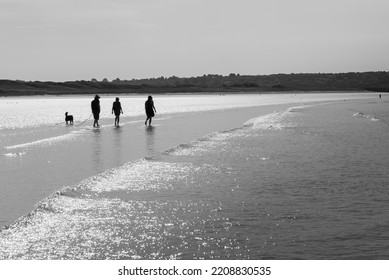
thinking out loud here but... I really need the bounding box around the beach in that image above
[1,92,388,259]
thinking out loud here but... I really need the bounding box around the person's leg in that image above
[93,114,98,127]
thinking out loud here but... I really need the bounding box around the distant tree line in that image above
[1,71,389,96]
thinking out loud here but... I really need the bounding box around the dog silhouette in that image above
[65,112,74,125]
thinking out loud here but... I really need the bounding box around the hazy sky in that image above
[1,0,388,81]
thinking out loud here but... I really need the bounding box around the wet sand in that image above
[1,103,291,228]
[0,93,377,228]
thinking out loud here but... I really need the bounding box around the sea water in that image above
[0,93,388,259]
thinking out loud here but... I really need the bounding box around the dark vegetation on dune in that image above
[1,71,389,96]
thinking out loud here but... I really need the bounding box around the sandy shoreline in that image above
[0,92,379,228]
[1,103,292,228]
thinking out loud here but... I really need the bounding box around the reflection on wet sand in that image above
[145,125,156,159]
[92,128,102,172]
[112,126,124,166]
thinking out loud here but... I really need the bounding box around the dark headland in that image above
[1,71,389,96]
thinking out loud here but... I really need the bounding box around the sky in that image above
[1,0,389,81]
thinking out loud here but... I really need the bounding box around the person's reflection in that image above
[145,125,156,159]
[91,128,102,172]
[113,126,123,165]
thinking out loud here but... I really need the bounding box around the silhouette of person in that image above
[145,95,156,126]
[91,95,101,127]
[379,94,382,99]
[112,97,123,127]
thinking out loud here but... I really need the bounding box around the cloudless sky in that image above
[1,0,388,81]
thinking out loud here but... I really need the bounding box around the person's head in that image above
[148,95,152,101]
[116,97,119,102]
[95,95,100,100]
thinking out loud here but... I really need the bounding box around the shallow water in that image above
[1,92,388,259]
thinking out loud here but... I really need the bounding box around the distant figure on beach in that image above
[112,97,123,127]
[65,112,73,125]
[379,94,382,99]
[91,95,101,127]
[145,95,156,126]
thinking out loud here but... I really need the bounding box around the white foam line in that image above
[3,116,172,150]
[4,132,80,150]
[63,158,205,193]
[353,112,380,122]
[3,152,27,157]
[244,104,311,130]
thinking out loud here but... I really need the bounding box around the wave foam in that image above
[244,105,308,130]
[165,105,310,157]
[4,131,83,150]
[64,159,215,193]
[353,112,379,122]
[3,152,27,157]
[164,128,246,156]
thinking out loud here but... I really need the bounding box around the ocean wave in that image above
[165,105,309,157]
[164,128,246,156]
[244,105,309,130]
[3,152,27,157]
[0,195,140,259]
[59,158,217,194]
[0,157,225,259]
[352,112,380,122]
[0,190,229,259]
[4,130,86,150]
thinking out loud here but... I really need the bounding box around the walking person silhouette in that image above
[145,95,156,126]
[91,95,101,127]
[112,97,123,127]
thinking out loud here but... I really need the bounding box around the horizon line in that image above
[2,70,389,83]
